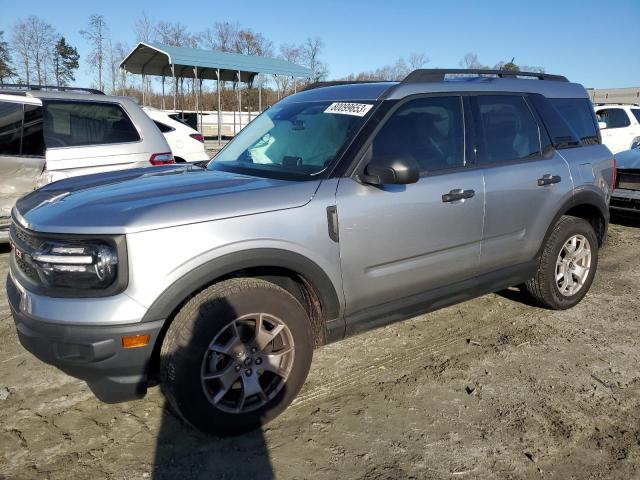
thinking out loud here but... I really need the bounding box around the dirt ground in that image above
[2,217,640,480]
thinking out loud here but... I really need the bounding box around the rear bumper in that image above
[610,188,640,214]
[7,274,164,403]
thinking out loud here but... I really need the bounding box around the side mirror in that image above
[361,155,420,185]
[598,121,607,130]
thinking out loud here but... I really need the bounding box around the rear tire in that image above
[525,215,598,310]
[160,278,313,436]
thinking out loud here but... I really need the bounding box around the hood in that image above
[616,149,640,170]
[15,165,321,234]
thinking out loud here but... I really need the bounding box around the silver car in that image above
[610,148,640,214]
[0,87,173,242]
[7,69,614,436]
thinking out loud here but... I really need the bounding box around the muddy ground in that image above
[1,217,640,480]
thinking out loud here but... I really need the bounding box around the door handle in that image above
[442,188,475,203]
[537,174,561,186]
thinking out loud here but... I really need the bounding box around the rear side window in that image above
[43,101,140,147]
[596,108,631,129]
[372,96,465,174]
[472,95,541,164]
[631,109,640,123]
[153,120,174,133]
[0,101,45,157]
[0,102,22,155]
[548,98,600,145]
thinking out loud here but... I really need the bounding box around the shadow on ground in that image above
[610,213,640,228]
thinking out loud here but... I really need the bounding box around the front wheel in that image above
[525,215,599,310]
[160,278,313,436]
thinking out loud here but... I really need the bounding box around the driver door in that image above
[335,96,485,321]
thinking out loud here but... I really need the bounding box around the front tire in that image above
[160,278,313,436]
[525,215,599,310]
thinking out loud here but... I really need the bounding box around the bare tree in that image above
[11,19,31,84]
[133,11,156,43]
[22,16,56,85]
[301,37,328,82]
[156,21,192,47]
[459,52,487,69]
[274,44,302,96]
[234,29,273,56]
[80,14,109,91]
[408,52,428,70]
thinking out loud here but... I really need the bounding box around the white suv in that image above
[594,103,640,154]
[143,107,209,163]
[0,87,174,242]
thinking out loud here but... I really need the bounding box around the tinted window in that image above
[372,96,464,174]
[0,101,23,155]
[22,104,45,156]
[43,101,140,147]
[473,95,541,164]
[549,98,599,145]
[631,109,640,123]
[153,120,174,133]
[596,108,631,129]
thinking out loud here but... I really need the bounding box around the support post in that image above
[294,76,297,93]
[172,64,177,111]
[194,67,199,133]
[142,73,146,105]
[238,70,242,131]
[217,69,221,145]
[161,75,165,110]
[259,84,262,112]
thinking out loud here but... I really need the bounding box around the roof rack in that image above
[0,84,105,95]
[593,102,639,107]
[402,69,568,83]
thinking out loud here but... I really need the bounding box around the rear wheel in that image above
[525,215,598,310]
[160,278,313,435]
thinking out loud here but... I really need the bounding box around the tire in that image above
[525,215,599,310]
[160,278,313,436]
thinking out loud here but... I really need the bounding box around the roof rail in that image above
[302,80,392,91]
[0,84,105,95]
[402,69,568,83]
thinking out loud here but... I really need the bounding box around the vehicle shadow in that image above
[610,213,640,228]
[495,285,541,308]
[152,295,276,480]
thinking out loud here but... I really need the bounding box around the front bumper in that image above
[7,274,164,403]
[610,188,640,215]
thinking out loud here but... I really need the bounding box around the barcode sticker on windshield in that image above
[324,102,373,117]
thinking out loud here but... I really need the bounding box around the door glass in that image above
[630,109,640,124]
[474,95,541,164]
[549,98,599,145]
[371,96,464,174]
[22,104,45,156]
[43,101,140,147]
[0,101,23,156]
[596,108,631,129]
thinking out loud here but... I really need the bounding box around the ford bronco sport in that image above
[7,69,614,435]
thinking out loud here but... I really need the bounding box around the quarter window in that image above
[0,101,45,157]
[371,96,464,174]
[596,108,631,129]
[549,98,599,145]
[473,95,541,164]
[153,120,174,133]
[43,101,140,147]
[631,109,640,124]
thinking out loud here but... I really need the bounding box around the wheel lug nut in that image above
[250,347,257,354]
[245,368,252,376]
[255,358,262,365]
[235,365,241,372]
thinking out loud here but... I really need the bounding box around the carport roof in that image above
[120,42,313,83]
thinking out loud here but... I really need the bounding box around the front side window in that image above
[43,101,140,148]
[0,101,23,155]
[371,96,464,174]
[549,98,599,145]
[22,104,45,156]
[596,108,631,129]
[473,95,541,164]
[210,101,372,180]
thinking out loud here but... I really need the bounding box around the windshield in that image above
[209,101,374,180]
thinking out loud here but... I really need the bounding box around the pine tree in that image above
[0,30,16,84]
[53,36,79,87]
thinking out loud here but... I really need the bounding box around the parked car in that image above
[593,103,640,154]
[609,148,640,215]
[143,107,209,163]
[0,86,174,243]
[7,69,614,436]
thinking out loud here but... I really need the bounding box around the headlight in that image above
[32,241,118,289]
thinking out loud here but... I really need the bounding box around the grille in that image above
[617,169,640,191]
[15,255,39,282]
[9,223,43,283]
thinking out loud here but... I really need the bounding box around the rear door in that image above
[596,107,633,153]
[43,100,151,180]
[336,95,485,318]
[0,98,46,223]
[472,94,573,272]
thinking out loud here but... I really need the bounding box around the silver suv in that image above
[6,69,614,435]
[0,86,173,242]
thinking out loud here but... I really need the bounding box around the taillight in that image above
[190,133,205,143]
[612,158,617,190]
[149,152,175,166]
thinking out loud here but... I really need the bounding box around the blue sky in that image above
[1,0,638,89]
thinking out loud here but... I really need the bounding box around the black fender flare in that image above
[536,187,609,258]
[141,248,341,323]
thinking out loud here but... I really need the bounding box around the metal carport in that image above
[120,42,313,143]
